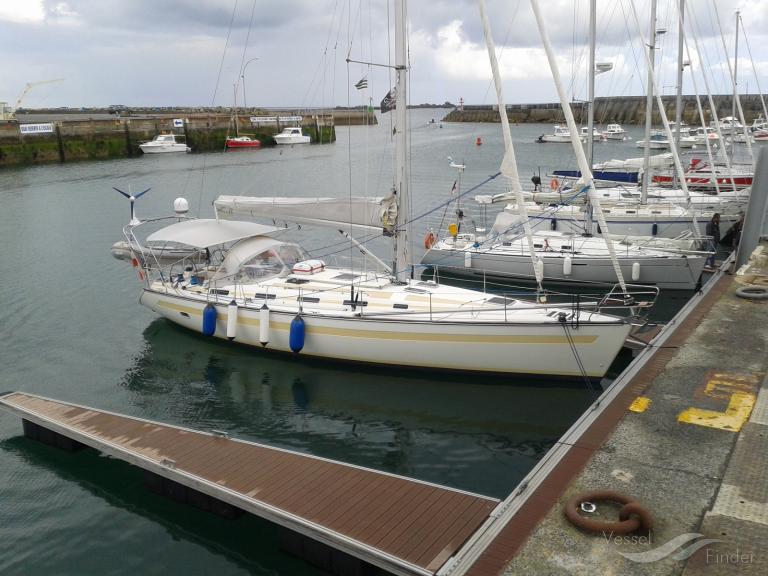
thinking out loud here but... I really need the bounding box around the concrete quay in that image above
[492,251,768,575]
[445,94,767,125]
[0,108,375,167]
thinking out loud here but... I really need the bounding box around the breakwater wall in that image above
[444,94,766,124]
[0,109,375,167]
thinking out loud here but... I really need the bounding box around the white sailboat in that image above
[422,228,706,290]
[115,0,632,380]
[525,0,746,241]
[422,0,707,290]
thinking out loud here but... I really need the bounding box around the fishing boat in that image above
[139,134,190,154]
[115,0,632,380]
[274,126,310,145]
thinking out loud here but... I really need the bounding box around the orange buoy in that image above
[424,231,436,249]
[550,177,559,190]
[476,137,482,146]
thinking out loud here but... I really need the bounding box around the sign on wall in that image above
[20,123,54,134]
[173,118,184,128]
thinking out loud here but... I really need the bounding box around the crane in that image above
[1,78,64,121]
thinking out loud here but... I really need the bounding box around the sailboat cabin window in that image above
[238,250,284,281]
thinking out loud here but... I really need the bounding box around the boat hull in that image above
[139,144,190,154]
[226,138,262,148]
[140,289,630,379]
[525,211,740,238]
[274,135,311,145]
[422,248,705,290]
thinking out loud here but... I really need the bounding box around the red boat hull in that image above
[652,174,753,189]
[226,138,261,149]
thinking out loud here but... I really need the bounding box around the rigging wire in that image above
[738,13,768,122]
[738,14,768,122]
[196,0,240,217]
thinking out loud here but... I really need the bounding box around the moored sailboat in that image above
[115,0,633,380]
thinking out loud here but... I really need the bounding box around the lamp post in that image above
[240,57,260,111]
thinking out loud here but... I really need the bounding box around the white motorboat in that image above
[690,126,720,147]
[422,228,706,290]
[115,0,632,380]
[635,133,670,149]
[580,126,603,142]
[273,127,311,145]
[636,130,695,149]
[710,116,744,136]
[538,125,572,143]
[602,124,627,140]
[749,118,768,140]
[139,133,190,154]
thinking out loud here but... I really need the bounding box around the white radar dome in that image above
[173,197,190,214]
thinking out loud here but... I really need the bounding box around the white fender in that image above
[464,250,472,268]
[563,255,572,276]
[632,261,641,281]
[226,300,238,340]
[259,304,270,346]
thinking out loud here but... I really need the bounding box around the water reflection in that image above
[119,319,597,497]
[0,437,319,576]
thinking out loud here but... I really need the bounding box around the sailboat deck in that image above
[0,392,499,576]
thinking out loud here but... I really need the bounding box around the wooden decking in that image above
[0,392,499,576]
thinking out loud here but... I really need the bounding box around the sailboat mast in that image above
[641,0,658,204]
[233,82,240,138]
[586,0,596,169]
[732,10,739,123]
[585,0,596,231]
[530,0,627,293]
[393,0,410,282]
[673,0,685,187]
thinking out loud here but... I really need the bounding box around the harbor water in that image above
[0,109,695,575]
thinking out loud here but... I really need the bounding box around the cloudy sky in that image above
[0,0,765,109]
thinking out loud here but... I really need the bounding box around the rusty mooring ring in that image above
[564,490,653,534]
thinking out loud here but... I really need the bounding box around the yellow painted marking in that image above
[629,396,651,413]
[678,392,755,432]
[678,372,759,432]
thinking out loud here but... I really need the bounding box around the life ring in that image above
[735,284,768,300]
[424,231,436,249]
[564,490,653,535]
[550,178,560,191]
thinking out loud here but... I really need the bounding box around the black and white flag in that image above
[380,86,397,113]
[354,77,368,90]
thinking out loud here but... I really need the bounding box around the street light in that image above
[240,57,260,111]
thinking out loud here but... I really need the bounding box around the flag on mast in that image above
[354,77,368,90]
[380,86,397,113]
